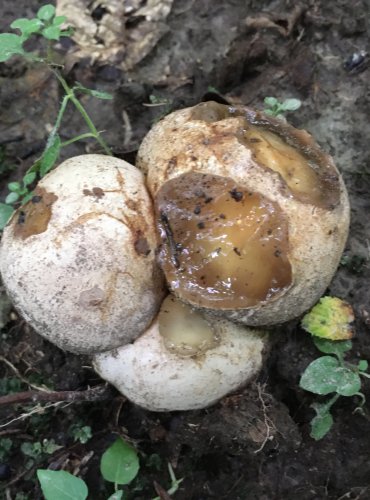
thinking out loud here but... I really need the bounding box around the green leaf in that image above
[42,26,61,41]
[8,181,21,192]
[5,192,20,204]
[280,98,302,111]
[0,203,14,230]
[53,16,67,27]
[335,369,361,397]
[300,356,361,396]
[264,97,278,107]
[21,442,42,459]
[21,192,34,205]
[42,439,63,455]
[37,5,56,21]
[60,28,74,37]
[23,171,37,187]
[37,470,88,500]
[100,437,139,485]
[87,89,113,100]
[310,407,333,440]
[358,360,368,372]
[301,296,354,340]
[313,337,353,356]
[10,18,42,38]
[300,356,341,395]
[0,33,25,62]
[75,84,113,100]
[40,135,61,177]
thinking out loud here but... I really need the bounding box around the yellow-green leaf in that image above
[301,296,354,340]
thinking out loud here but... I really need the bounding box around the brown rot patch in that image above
[78,286,105,308]
[134,231,151,256]
[83,187,105,199]
[13,188,58,240]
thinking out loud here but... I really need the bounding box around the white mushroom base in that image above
[93,319,266,412]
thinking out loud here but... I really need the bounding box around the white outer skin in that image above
[0,155,165,354]
[93,317,266,412]
[136,105,350,326]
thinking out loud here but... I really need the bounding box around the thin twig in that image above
[0,355,49,392]
[0,384,114,407]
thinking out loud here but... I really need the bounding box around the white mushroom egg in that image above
[0,154,165,354]
[136,102,350,326]
[93,295,266,412]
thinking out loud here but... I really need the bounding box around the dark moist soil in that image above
[1,0,370,499]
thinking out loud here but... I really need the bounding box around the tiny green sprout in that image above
[21,439,63,460]
[0,4,113,230]
[301,296,354,341]
[263,96,301,119]
[153,463,184,500]
[69,423,92,444]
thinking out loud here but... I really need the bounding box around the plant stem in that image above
[52,69,112,156]
[61,132,96,147]
[46,93,71,147]
[70,94,112,155]
[325,393,340,411]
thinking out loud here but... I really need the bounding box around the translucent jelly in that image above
[158,295,218,356]
[156,172,292,309]
[241,125,323,205]
[190,101,340,209]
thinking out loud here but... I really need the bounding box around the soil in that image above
[0,0,370,499]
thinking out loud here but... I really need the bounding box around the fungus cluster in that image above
[0,102,350,411]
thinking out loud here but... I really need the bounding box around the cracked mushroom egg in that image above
[0,154,165,354]
[136,101,350,326]
[93,294,266,412]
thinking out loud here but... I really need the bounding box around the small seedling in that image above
[37,436,183,500]
[0,4,113,230]
[263,96,301,119]
[21,439,62,460]
[300,297,369,439]
[21,438,63,473]
[69,423,92,444]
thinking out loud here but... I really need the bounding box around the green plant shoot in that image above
[0,4,113,230]
[300,335,370,440]
[263,96,301,119]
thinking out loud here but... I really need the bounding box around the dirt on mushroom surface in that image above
[0,0,370,499]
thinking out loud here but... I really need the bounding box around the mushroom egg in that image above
[93,295,267,411]
[0,154,165,354]
[136,101,350,325]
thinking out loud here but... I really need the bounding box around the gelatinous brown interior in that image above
[158,295,218,356]
[13,188,58,240]
[190,101,340,209]
[156,173,292,310]
[241,126,324,205]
